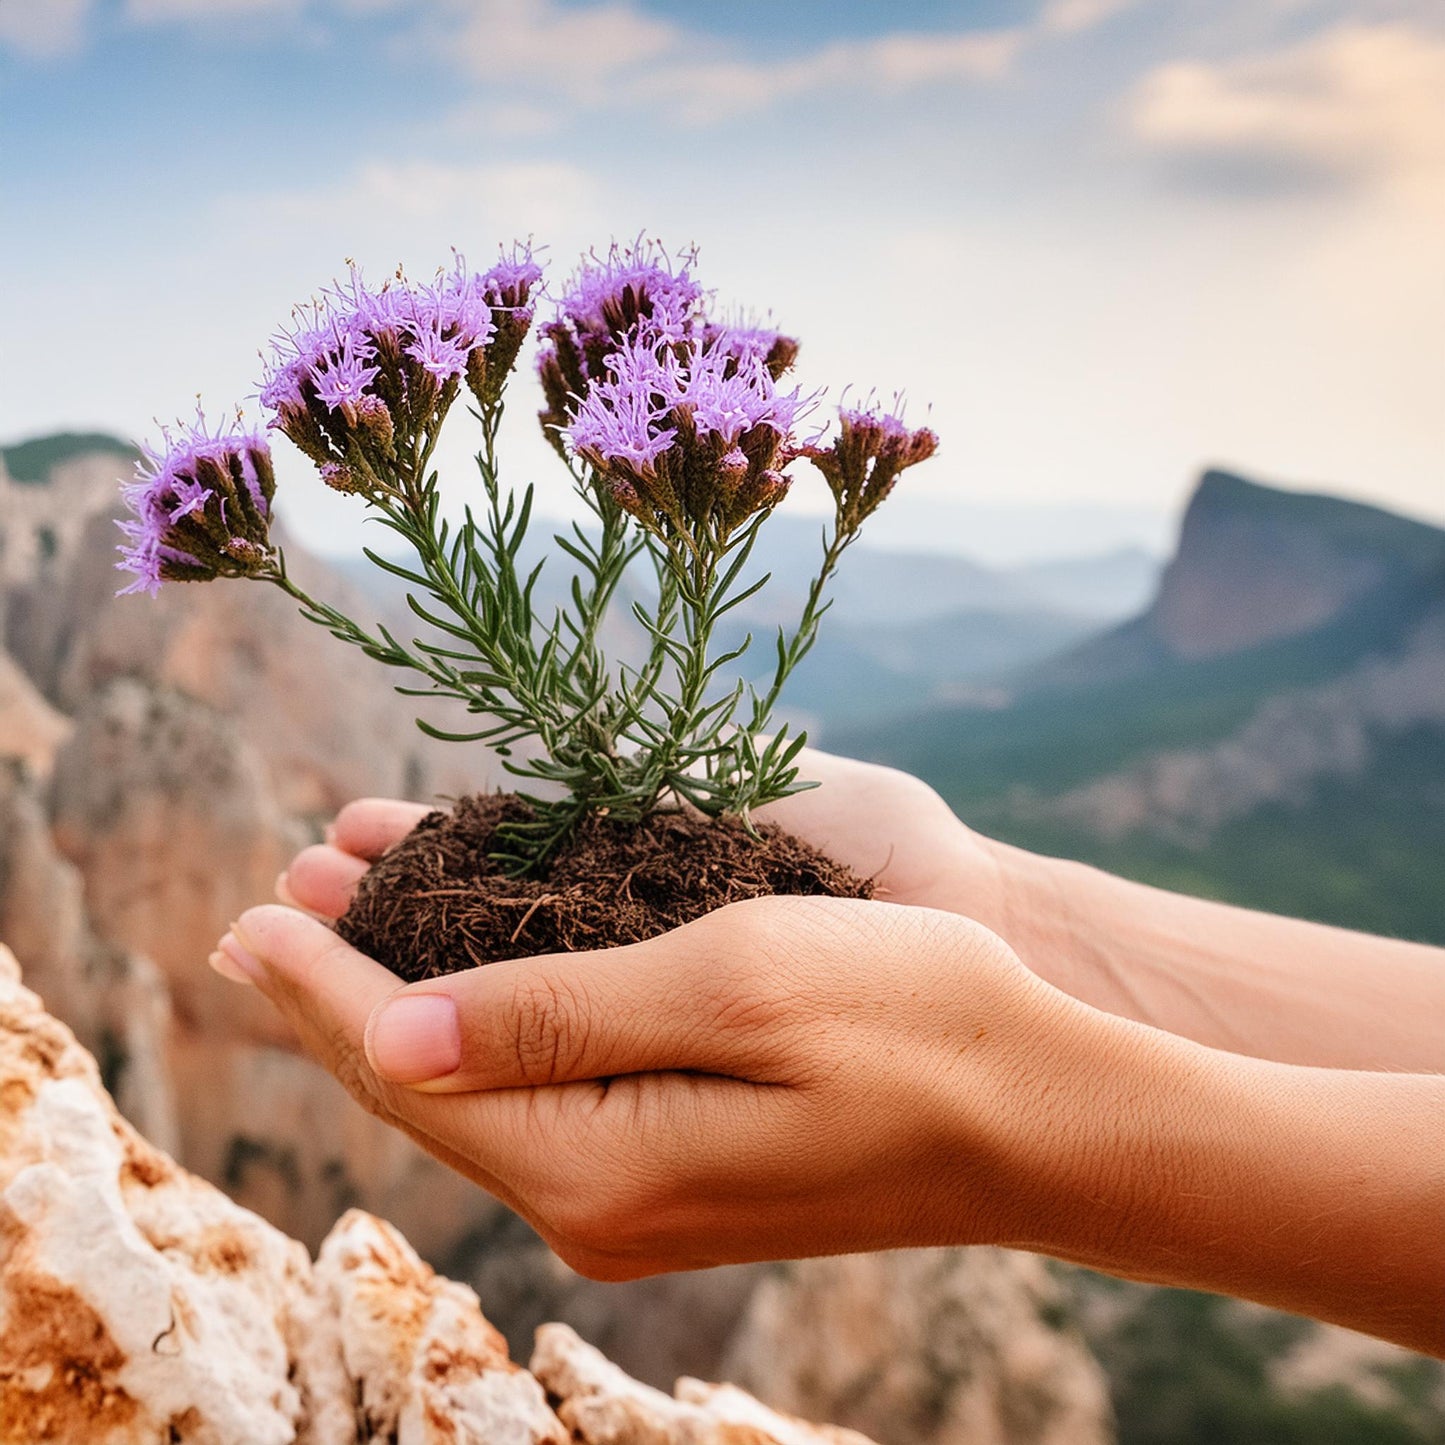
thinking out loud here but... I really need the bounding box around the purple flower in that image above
[117,411,277,596]
[806,402,938,534]
[702,321,800,381]
[466,241,546,410]
[310,331,381,416]
[684,345,807,446]
[260,253,535,481]
[537,237,707,452]
[567,331,807,537]
[569,341,680,474]
[558,235,703,344]
[482,241,546,315]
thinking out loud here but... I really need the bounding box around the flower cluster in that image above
[536,237,805,551]
[569,330,807,543]
[805,404,939,536]
[700,319,799,382]
[471,242,546,410]
[536,236,706,458]
[118,235,940,865]
[260,247,542,493]
[117,412,276,596]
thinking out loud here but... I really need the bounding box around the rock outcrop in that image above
[0,941,878,1445]
[0,651,69,779]
[8,512,480,820]
[724,1250,1114,1445]
[532,1322,876,1445]
[0,763,177,1155]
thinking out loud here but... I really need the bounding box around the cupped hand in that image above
[212,895,1094,1280]
[276,748,1002,929]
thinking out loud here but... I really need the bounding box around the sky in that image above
[2,0,1442,562]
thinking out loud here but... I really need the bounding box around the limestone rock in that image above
[0,941,572,1445]
[316,1210,567,1445]
[532,1322,877,1445]
[47,678,296,1018]
[11,510,480,818]
[0,943,343,1445]
[0,763,178,1154]
[722,1250,1114,1445]
[0,650,69,778]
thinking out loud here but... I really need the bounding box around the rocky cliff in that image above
[1033,469,1445,687]
[0,434,1120,1442]
[0,942,888,1445]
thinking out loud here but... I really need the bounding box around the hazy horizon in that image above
[4,0,1441,562]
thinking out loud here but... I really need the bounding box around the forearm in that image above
[992,1000,1445,1355]
[983,839,1445,1071]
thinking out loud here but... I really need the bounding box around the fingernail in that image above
[215,930,265,984]
[208,947,255,986]
[368,995,461,1084]
[324,822,338,846]
[275,870,292,902]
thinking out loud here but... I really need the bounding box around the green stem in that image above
[751,526,853,733]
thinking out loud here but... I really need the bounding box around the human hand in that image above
[214,874,1445,1354]
[272,748,1004,932]
[211,895,1097,1279]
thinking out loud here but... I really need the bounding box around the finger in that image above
[330,799,433,861]
[282,845,370,920]
[362,902,800,1094]
[221,906,577,1230]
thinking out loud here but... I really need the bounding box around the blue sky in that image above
[3,0,1442,559]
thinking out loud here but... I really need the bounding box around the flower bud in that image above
[807,406,939,536]
[118,415,278,596]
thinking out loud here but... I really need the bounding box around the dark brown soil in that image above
[336,793,873,982]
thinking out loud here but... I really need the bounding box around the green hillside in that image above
[973,725,1445,944]
[838,478,1445,946]
[1,431,136,483]
[842,566,1443,807]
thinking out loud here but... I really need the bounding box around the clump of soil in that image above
[337,793,872,982]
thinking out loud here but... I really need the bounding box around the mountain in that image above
[332,512,1158,737]
[0,429,1121,1438]
[841,469,1445,942]
[0,430,137,485]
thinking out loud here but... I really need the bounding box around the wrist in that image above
[989,1001,1445,1353]
[973,836,1107,1001]
[993,1002,1241,1270]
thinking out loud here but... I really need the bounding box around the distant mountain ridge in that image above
[0,431,137,485]
[1032,470,1445,691]
[843,468,1445,942]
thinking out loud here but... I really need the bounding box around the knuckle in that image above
[505,971,594,1086]
[326,1026,394,1122]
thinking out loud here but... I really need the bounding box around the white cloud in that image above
[217,157,606,251]
[1038,0,1149,37]
[449,0,678,98]
[125,0,299,18]
[630,28,1023,124]
[442,0,1022,124]
[1125,23,1445,194]
[0,0,95,57]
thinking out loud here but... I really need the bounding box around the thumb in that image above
[364,902,790,1093]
